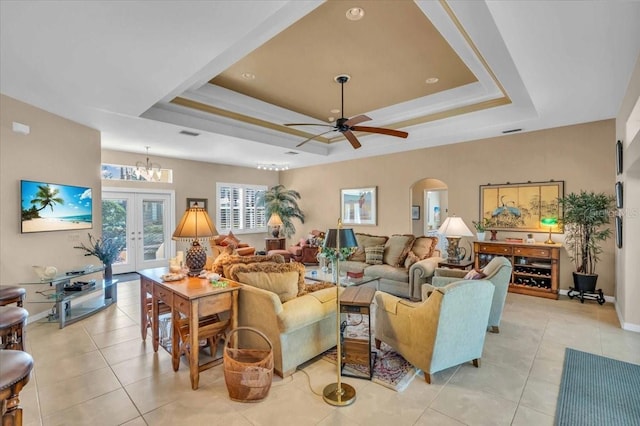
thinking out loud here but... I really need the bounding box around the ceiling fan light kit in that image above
[285,74,408,149]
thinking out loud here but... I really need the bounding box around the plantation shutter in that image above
[216,183,267,233]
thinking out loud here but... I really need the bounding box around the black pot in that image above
[573,272,598,292]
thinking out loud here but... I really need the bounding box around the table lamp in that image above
[322,219,358,406]
[172,203,218,276]
[541,217,558,244]
[438,216,473,263]
[267,213,283,238]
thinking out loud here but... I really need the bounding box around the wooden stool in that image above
[0,306,29,351]
[0,350,33,426]
[0,287,26,307]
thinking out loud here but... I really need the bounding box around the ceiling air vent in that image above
[179,130,200,137]
[284,151,299,155]
[502,128,522,134]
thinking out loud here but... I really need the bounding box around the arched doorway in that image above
[411,178,448,253]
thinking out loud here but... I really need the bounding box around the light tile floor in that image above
[18,279,640,426]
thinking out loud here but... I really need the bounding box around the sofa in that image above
[340,233,444,300]
[225,261,338,377]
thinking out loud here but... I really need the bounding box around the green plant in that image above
[472,218,493,232]
[320,246,354,262]
[74,233,125,265]
[257,185,305,238]
[558,191,615,274]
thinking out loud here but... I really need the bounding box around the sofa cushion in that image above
[364,264,410,283]
[411,236,438,259]
[229,262,306,303]
[277,287,336,333]
[350,233,389,262]
[365,245,384,265]
[383,234,415,267]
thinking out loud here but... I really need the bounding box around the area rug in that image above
[555,348,640,426]
[323,313,419,392]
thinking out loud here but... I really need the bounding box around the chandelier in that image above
[135,146,162,181]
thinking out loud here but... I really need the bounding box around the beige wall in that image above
[281,120,617,296]
[616,53,640,331]
[101,150,279,253]
[1,95,102,315]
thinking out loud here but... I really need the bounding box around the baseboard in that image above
[614,302,640,332]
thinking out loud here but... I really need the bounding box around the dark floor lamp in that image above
[322,219,358,406]
[172,203,218,276]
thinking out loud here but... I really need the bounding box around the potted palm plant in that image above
[558,191,615,292]
[257,185,305,239]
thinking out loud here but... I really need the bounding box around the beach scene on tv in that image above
[21,180,92,233]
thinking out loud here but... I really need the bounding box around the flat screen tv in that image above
[21,180,93,233]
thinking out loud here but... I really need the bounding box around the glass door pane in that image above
[138,195,171,269]
[102,194,134,274]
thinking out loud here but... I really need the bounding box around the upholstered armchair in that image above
[288,230,324,264]
[431,256,512,333]
[374,280,494,384]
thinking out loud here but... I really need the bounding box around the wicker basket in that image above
[223,327,273,402]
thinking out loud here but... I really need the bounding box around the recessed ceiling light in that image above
[327,116,335,122]
[241,72,256,80]
[330,109,340,114]
[425,77,439,84]
[346,7,365,21]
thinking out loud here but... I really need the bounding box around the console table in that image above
[137,267,240,390]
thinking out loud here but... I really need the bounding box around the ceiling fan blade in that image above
[295,129,335,147]
[344,115,371,126]
[343,130,362,149]
[284,123,335,128]
[351,126,409,139]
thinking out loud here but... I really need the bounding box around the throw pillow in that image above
[463,269,487,280]
[225,231,240,245]
[383,234,416,267]
[350,233,388,262]
[411,236,438,259]
[222,236,238,248]
[365,245,384,265]
[229,261,306,303]
[404,251,420,268]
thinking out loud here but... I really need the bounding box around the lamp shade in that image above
[172,204,218,241]
[267,213,283,227]
[437,216,473,237]
[541,217,558,226]
[323,228,358,249]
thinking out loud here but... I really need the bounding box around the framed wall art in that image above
[341,187,377,225]
[615,181,623,209]
[412,205,420,220]
[616,215,623,249]
[187,198,208,212]
[616,140,623,175]
[479,180,564,233]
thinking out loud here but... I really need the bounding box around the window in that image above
[216,182,267,234]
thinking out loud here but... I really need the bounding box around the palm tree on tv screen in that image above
[31,184,64,212]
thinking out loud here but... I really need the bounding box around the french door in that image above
[102,189,175,274]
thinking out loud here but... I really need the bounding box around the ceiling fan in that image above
[284,75,409,149]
